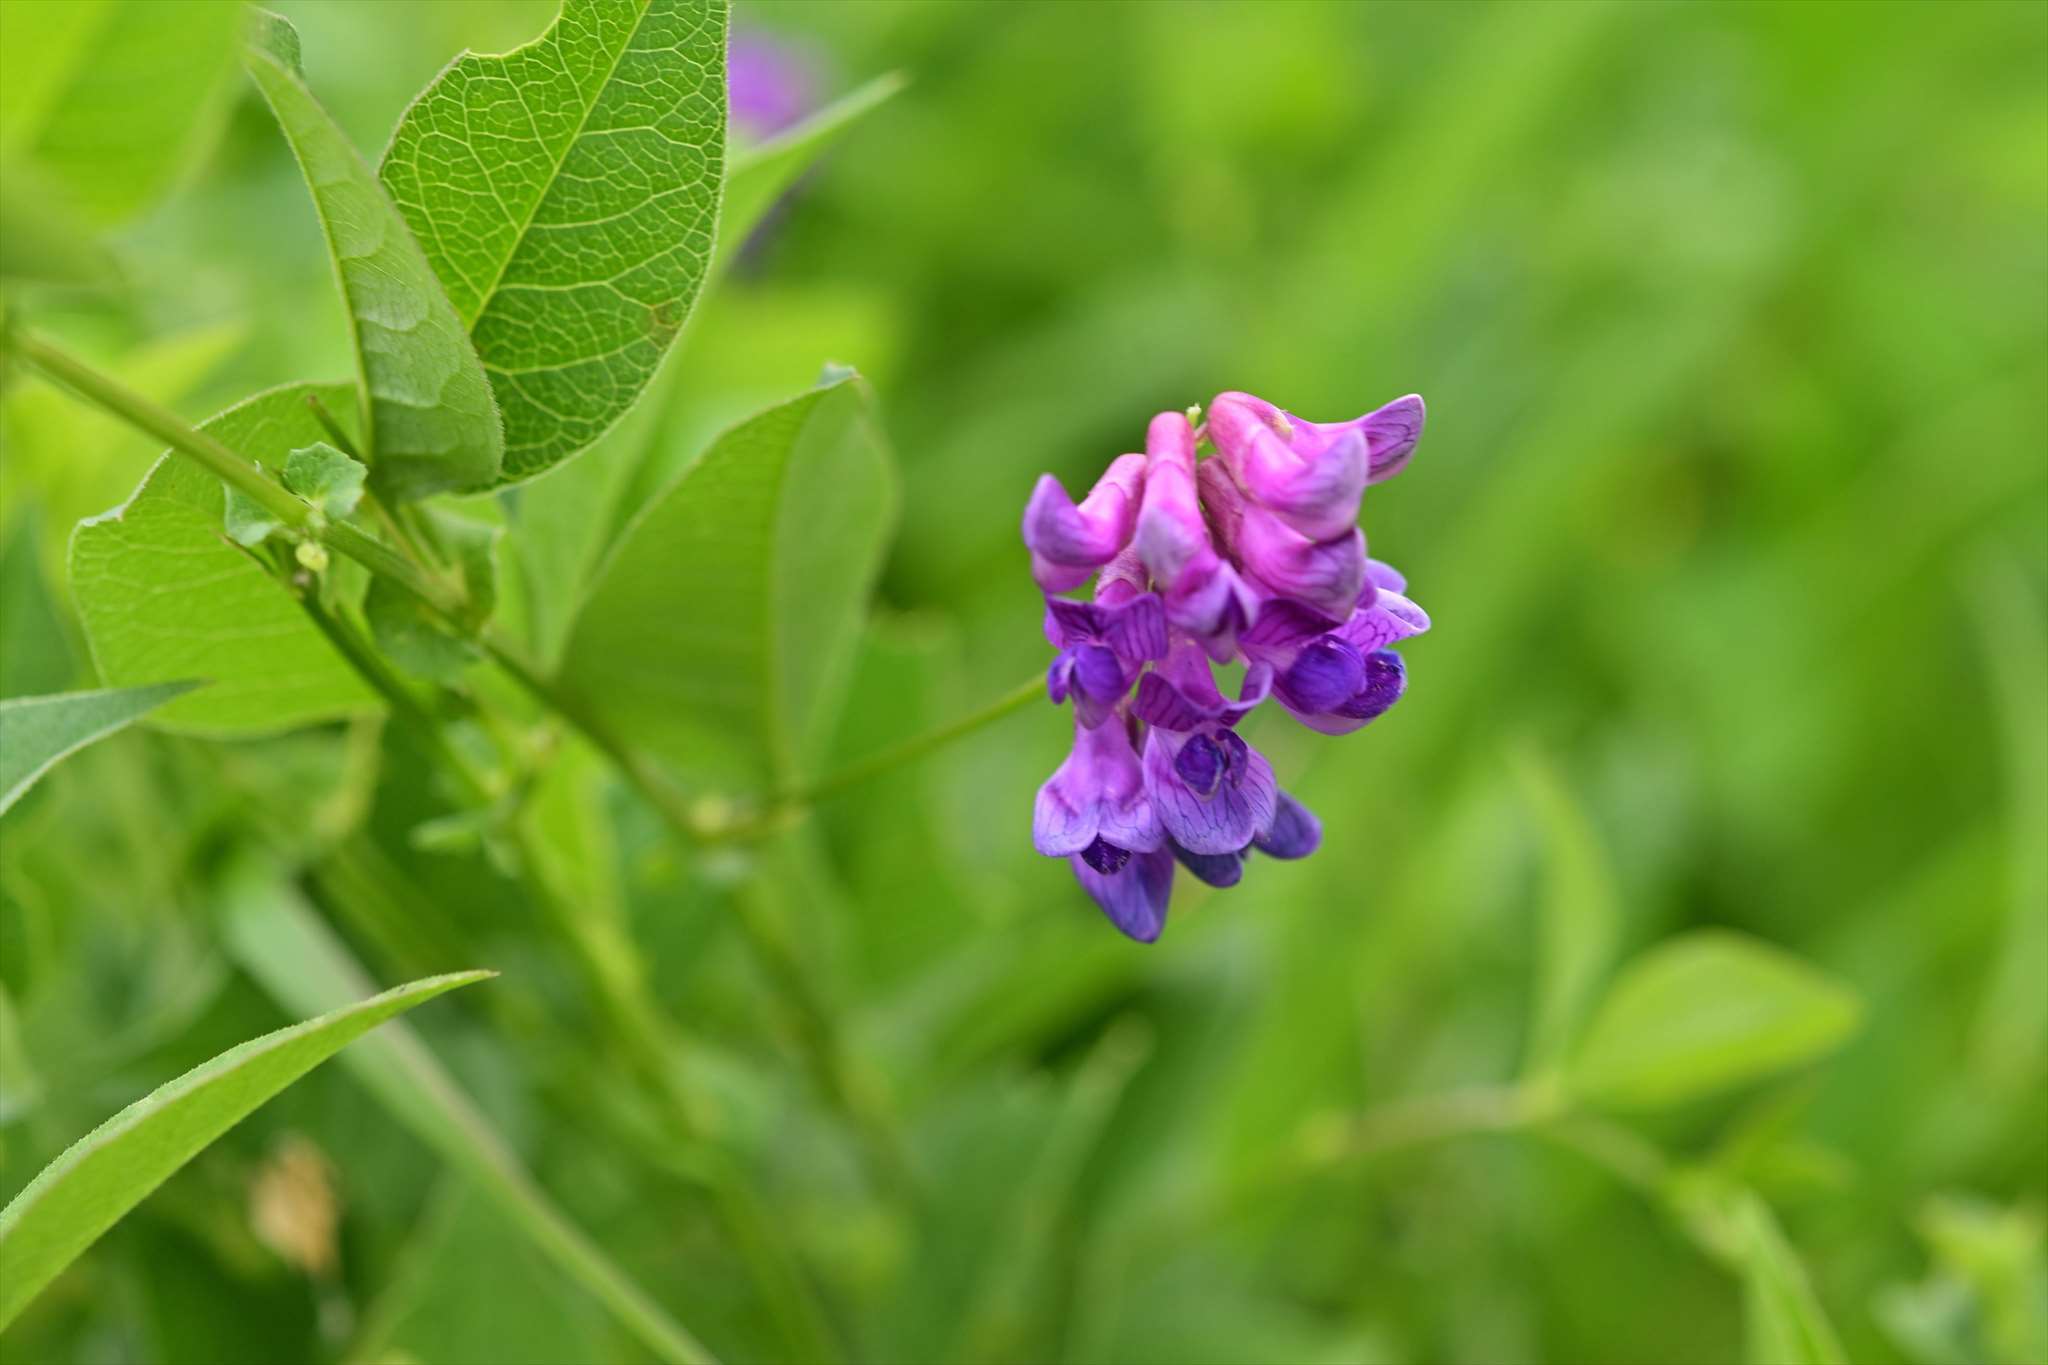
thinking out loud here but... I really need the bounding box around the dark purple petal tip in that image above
[1279,637,1364,714]
[1174,734,1225,797]
[1172,841,1245,888]
[1080,836,1131,875]
[1337,649,1406,722]
[1254,791,1322,860]
[1072,846,1174,942]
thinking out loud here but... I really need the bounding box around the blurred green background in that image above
[2,1,2044,1362]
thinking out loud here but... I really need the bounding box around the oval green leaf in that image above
[0,969,490,1330]
[379,0,728,484]
[1568,930,1863,1109]
[244,35,503,498]
[69,382,378,735]
[561,376,897,789]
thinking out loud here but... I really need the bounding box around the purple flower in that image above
[1034,712,1163,864]
[728,32,817,140]
[1134,411,1259,660]
[1022,388,1429,941]
[1133,641,1277,854]
[1023,453,1147,592]
[1240,559,1429,735]
[1043,588,1166,728]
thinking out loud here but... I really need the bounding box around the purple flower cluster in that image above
[1026,391,1430,942]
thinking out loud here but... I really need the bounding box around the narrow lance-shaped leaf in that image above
[69,382,378,735]
[243,22,503,498]
[562,376,897,789]
[1567,930,1863,1110]
[0,682,203,817]
[222,877,714,1365]
[0,969,489,1330]
[380,0,728,483]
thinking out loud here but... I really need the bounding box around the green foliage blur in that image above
[2,2,2044,1363]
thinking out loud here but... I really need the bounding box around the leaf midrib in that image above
[452,0,658,337]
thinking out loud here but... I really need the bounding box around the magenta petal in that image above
[1236,503,1366,618]
[1022,453,1146,591]
[1357,393,1425,484]
[1365,558,1408,595]
[1072,847,1174,942]
[1143,728,1276,855]
[1341,590,1430,653]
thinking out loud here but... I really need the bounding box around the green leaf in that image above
[363,509,498,682]
[283,442,366,519]
[379,0,729,483]
[365,577,475,684]
[1513,747,1621,1078]
[242,32,503,499]
[0,967,488,1330]
[222,877,713,1365]
[1739,1193,1847,1365]
[0,682,201,817]
[69,382,379,735]
[716,72,905,274]
[562,376,897,788]
[1568,930,1862,1109]
[0,0,242,225]
[222,481,286,547]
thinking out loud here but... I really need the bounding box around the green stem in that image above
[15,329,308,529]
[13,328,912,1205]
[285,589,843,1362]
[777,672,1045,808]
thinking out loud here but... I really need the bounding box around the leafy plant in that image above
[0,1,2036,1362]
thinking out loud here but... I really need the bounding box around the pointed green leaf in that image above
[1568,930,1862,1109]
[716,72,904,274]
[0,682,202,817]
[69,382,378,735]
[0,0,242,225]
[561,376,897,787]
[222,879,712,1365]
[1740,1193,1848,1365]
[0,968,489,1330]
[283,442,367,519]
[379,0,729,483]
[243,34,503,499]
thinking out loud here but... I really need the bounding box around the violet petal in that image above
[1072,846,1174,942]
[1254,791,1322,859]
[1143,727,1277,855]
[1172,842,1245,888]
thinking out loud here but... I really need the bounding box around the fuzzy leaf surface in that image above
[244,33,504,498]
[379,0,727,483]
